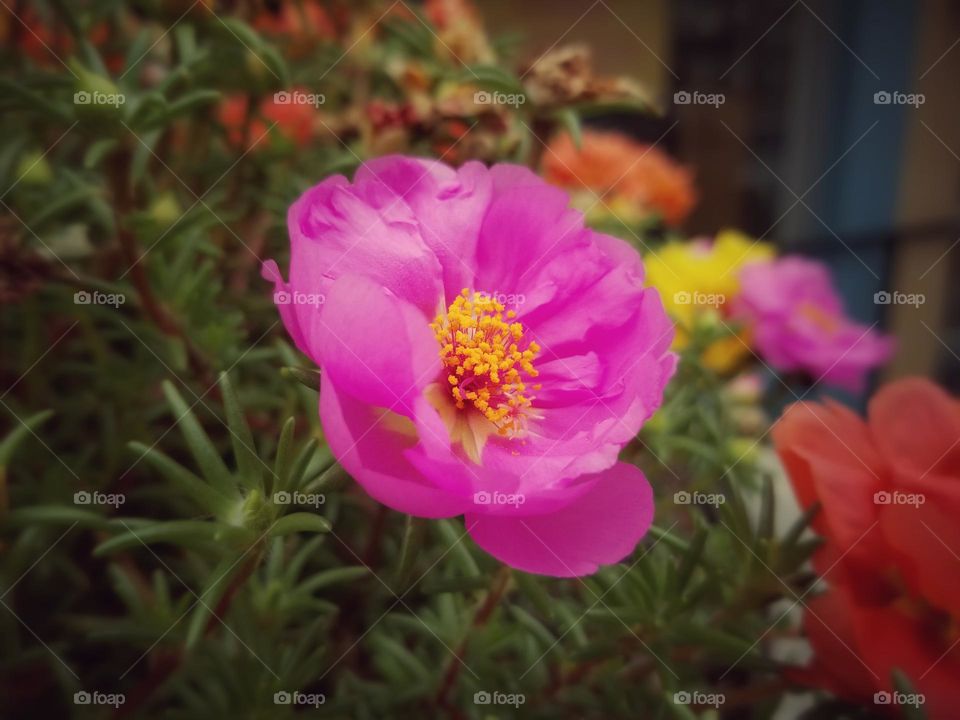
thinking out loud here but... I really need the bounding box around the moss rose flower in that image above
[264,156,676,576]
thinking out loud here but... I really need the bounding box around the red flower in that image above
[773,378,960,718]
[218,91,317,150]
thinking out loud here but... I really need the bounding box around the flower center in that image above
[430,289,541,436]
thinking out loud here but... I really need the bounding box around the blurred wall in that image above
[888,0,960,384]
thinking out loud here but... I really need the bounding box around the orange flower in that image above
[218,92,317,151]
[542,131,697,226]
[773,379,960,718]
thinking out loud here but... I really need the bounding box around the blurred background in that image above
[484,0,960,393]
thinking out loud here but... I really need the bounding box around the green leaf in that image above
[514,572,555,621]
[0,409,53,468]
[0,79,72,122]
[28,186,98,229]
[161,380,235,497]
[185,554,246,649]
[272,417,296,496]
[757,474,775,541]
[509,605,556,648]
[173,24,198,63]
[93,520,248,555]
[675,522,708,593]
[281,366,321,391]
[269,512,331,537]
[454,65,526,97]
[436,518,480,576]
[299,567,369,595]
[648,524,690,554]
[419,575,491,594]
[258,44,289,85]
[216,18,265,51]
[3,505,117,530]
[218,372,261,490]
[555,108,582,148]
[130,128,162,187]
[369,634,432,683]
[84,138,119,169]
[381,16,435,57]
[123,28,155,73]
[782,501,820,549]
[142,90,222,129]
[288,438,320,493]
[393,515,426,593]
[128,441,229,515]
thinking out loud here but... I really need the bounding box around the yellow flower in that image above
[645,230,774,372]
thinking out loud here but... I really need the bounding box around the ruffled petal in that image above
[261,259,311,356]
[287,173,443,316]
[465,462,653,577]
[772,399,887,574]
[313,274,440,414]
[354,156,492,298]
[319,373,471,518]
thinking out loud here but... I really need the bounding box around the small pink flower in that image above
[735,257,893,391]
[263,156,676,576]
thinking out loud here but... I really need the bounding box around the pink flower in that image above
[735,257,893,391]
[263,156,677,576]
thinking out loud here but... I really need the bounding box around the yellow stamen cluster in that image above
[430,289,541,436]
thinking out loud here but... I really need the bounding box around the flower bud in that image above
[15,151,53,186]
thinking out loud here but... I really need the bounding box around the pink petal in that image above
[473,168,585,294]
[354,156,492,298]
[287,174,443,315]
[313,274,439,414]
[320,373,471,518]
[465,462,654,577]
[260,259,311,356]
